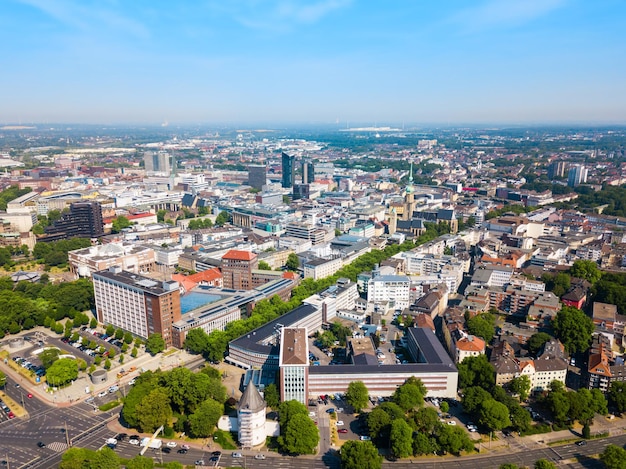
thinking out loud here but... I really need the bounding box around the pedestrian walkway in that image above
[46,442,69,453]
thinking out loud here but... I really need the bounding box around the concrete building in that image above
[452,335,485,364]
[279,327,309,405]
[367,275,411,310]
[93,267,181,347]
[221,250,258,290]
[144,151,171,175]
[247,164,267,191]
[68,242,155,278]
[568,165,588,187]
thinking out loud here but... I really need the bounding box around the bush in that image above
[213,430,237,450]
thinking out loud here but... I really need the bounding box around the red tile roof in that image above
[222,250,256,261]
[189,268,222,283]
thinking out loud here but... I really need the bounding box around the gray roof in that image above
[237,382,266,413]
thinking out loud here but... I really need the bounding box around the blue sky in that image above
[1,0,625,126]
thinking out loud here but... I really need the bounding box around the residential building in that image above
[452,335,485,364]
[221,250,258,290]
[248,164,267,191]
[68,242,155,278]
[43,201,104,241]
[367,275,411,310]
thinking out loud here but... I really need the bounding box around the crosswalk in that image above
[46,441,68,452]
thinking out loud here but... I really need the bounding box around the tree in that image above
[215,211,230,227]
[126,455,154,469]
[123,331,133,344]
[410,407,440,434]
[40,348,60,369]
[601,444,626,469]
[184,328,209,354]
[317,330,336,349]
[0,370,5,388]
[500,465,520,469]
[510,405,532,432]
[527,332,552,356]
[258,261,272,271]
[436,424,474,455]
[478,399,511,431]
[278,400,308,428]
[466,312,496,343]
[346,381,369,413]
[145,333,166,355]
[46,358,79,387]
[534,459,557,469]
[509,375,531,401]
[340,440,382,469]
[188,398,224,437]
[608,381,626,413]
[111,216,131,233]
[135,388,173,433]
[390,419,413,458]
[412,432,438,456]
[439,401,449,413]
[115,328,124,340]
[552,306,594,353]
[367,407,392,440]
[106,324,115,336]
[263,383,280,409]
[569,260,601,284]
[458,355,495,390]
[278,413,319,454]
[392,377,426,412]
[286,253,300,271]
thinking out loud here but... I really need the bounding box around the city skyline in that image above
[2,0,626,125]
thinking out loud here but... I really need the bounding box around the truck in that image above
[140,437,162,449]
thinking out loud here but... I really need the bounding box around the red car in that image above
[337,429,348,434]
[27,393,33,399]
[7,412,14,419]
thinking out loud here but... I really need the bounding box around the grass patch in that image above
[213,429,237,450]
[99,400,121,412]
[162,349,178,357]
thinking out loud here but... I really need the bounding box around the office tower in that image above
[567,165,588,187]
[548,160,567,179]
[302,161,314,184]
[281,152,295,188]
[93,266,181,347]
[247,164,267,191]
[144,151,171,175]
[43,201,104,241]
[221,250,259,290]
[279,327,309,404]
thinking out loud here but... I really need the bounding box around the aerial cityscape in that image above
[2,1,626,469]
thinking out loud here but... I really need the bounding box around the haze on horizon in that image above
[2,0,625,126]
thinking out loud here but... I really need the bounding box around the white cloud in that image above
[449,0,568,33]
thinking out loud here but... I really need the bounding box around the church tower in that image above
[388,207,397,235]
[403,162,416,221]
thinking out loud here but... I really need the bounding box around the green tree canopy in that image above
[608,381,626,413]
[278,413,319,454]
[286,252,300,271]
[263,383,279,409]
[436,424,474,455]
[46,357,78,387]
[458,354,495,390]
[478,399,511,431]
[126,455,154,469]
[508,375,531,401]
[0,370,5,388]
[145,333,166,355]
[527,332,553,356]
[346,381,369,413]
[111,216,132,233]
[392,377,426,412]
[552,306,594,353]
[601,444,626,469]
[466,312,496,343]
[258,261,272,270]
[184,328,210,355]
[569,260,601,284]
[367,407,392,440]
[135,388,173,433]
[188,398,224,437]
[278,400,308,429]
[534,459,557,469]
[390,418,413,458]
[340,440,382,469]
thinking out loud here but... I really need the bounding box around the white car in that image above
[254,454,266,460]
[447,421,456,425]
[360,435,371,441]
[97,391,107,397]
[335,421,344,426]
[129,439,140,445]
[166,441,177,447]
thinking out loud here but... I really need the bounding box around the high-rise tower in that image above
[281,152,295,188]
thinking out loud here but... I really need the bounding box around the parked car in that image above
[338,429,348,434]
[360,435,371,441]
